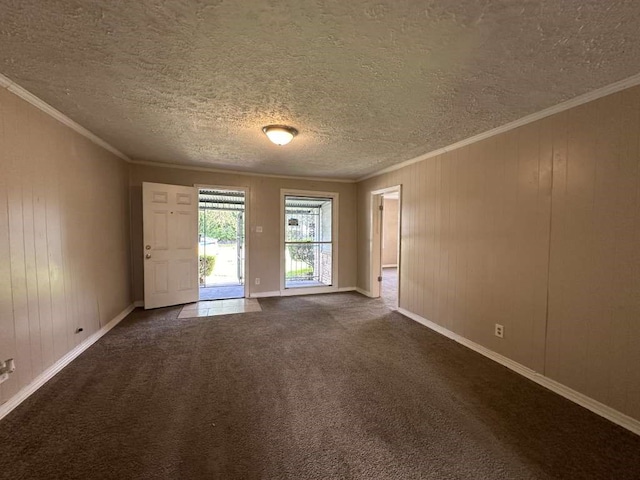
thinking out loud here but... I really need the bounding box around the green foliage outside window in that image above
[288,244,314,269]
[199,255,216,284]
[199,210,239,243]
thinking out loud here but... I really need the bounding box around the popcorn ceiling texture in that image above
[1,1,639,179]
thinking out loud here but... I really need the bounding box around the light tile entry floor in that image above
[178,298,262,318]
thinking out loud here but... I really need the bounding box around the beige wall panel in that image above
[381,198,398,266]
[31,115,55,371]
[358,115,552,372]
[0,88,131,406]
[0,98,17,400]
[419,159,432,317]
[355,184,368,290]
[358,84,640,421]
[129,165,357,301]
[44,125,73,363]
[546,87,640,418]
[22,113,43,377]
[5,95,33,391]
[400,162,418,313]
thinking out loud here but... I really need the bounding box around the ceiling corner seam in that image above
[0,72,131,163]
[356,71,640,183]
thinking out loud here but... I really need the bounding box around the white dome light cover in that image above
[262,125,298,146]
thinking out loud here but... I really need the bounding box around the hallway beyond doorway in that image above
[381,267,398,309]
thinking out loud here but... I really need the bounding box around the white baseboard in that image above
[249,290,281,298]
[337,287,357,293]
[382,264,398,268]
[397,307,640,437]
[250,287,355,299]
[279,286,344,297]
[133,300,144,308]
[356,287,374,297]
[0,303,136,422]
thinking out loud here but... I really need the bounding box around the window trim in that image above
[280,189,339,296]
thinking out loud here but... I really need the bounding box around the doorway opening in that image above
[198,188,246,300]
[281,191,338,294]
[371,186,401,309]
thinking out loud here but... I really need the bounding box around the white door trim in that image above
[195,184,250,299]
[370,185,402,305]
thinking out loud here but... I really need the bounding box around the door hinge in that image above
[379,205,384,211]
[377,276,382,282]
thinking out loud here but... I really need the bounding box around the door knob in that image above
[145,253,151,259]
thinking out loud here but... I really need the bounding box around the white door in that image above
[143,182,199,309]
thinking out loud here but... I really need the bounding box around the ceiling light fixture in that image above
[262,125,298,146]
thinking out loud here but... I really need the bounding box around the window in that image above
[282,192,337,291]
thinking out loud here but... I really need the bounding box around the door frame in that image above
[280,188,339,296]
[370,185,402,304]
[195,184,250,299]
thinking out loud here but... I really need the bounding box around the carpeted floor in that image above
[1,292,639,479]
[381,267,398,309]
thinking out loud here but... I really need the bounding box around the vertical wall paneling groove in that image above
[61,128,77,354]
[0,88,131,407]
[426,156,436,317]
[418,160,428,315]
[357,85,640,424]
[32,111,54,371]
[539,111,561,377]
[0,98,14,401]
[22,107,43,377]
[546,89,640,420]
[403,163,416,310]
[47,121,69,363]
[6,95,32,391]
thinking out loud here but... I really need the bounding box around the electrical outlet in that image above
[495,324,504,338]
[255,277,260,285]
[0,358,16,384]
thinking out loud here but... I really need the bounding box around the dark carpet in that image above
[1,292,639,479]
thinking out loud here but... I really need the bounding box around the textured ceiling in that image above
[1,1,640,179]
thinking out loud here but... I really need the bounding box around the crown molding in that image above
[358,71,640,182]
[6,68,639,184]
[130,159,356,184]
[0,72,354,183]
[0,72,131,162]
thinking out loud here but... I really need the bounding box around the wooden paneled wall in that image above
[357,85,640,421]
[382,197,399,266]
[545,89,640,420]
[0,88,132,405]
